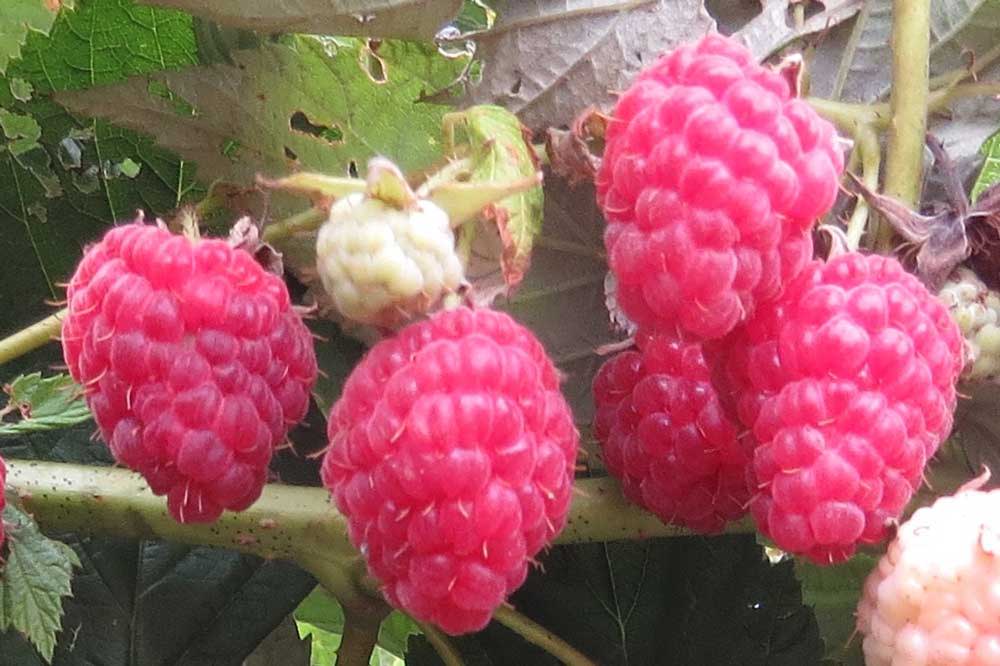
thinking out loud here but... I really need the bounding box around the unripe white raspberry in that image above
[857,479,1000,666]
[939,268,1000,381]
[316,193,464,326]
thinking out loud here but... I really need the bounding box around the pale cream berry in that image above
[857,486,1000,666]
[316,193,465,326]
[939,268,1000,381]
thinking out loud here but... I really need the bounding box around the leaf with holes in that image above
[0,0,201,337]
[55,37,467,204]
[0,373,90,436]
[464,0,713,130]
[137,0,462,40]
[446,105,543,288]
[0,501,80,663]
[0,0,68,75]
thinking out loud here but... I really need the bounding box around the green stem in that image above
[881,0,930,250]
[0,309,66,367]
[6,461,750,550]
[845,124,881,251]
[493,605,597,666]
[417,622,465,666]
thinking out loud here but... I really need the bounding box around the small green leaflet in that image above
[971,129,1000,203]
[294,586,419,665]
[0,373,90,436]
[444,105,543,287]
[0,502,80,663]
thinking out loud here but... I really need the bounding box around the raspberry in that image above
[320,307,578,634]
[596,33,844,340]
[316,192,465,327]
[62,222,317,523]
[939,267,999,381]
[745,253,964,564]
[857,482,1000,666]
[592,328,751,533]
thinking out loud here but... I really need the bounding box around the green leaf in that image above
[0,501,80,662]
[377,610,420,658]
[136,0,463,39]
[0,0,65,75]
[972,128,1000,202]
[446,105,543,287]
[0,373,90,436]
[795,556,876,666]
[55,36,467,195]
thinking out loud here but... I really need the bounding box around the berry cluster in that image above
[53,30,977,642]
[63,222,317,523]
[594,33,965,565]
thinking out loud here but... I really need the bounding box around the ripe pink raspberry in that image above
[62,221,317,523]
[596,32,844,340]
[857,480,1000,666]
[320,307,578,635]
[592,328,751,533]
[745,253,963,564]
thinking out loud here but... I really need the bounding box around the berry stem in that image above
[336,610,385,666]
[417,622,466,666]
[880,0,930,251]
[492,605,597,666]
[5,460,751,550]
[845,124,881,251]
[261,207,328,244]
[0,309,66,367]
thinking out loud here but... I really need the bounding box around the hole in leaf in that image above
[57,138,82,170]
[360,40,388,83]
[284,146,298,161]
[147,81,197,117]
[289,111,343,144]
